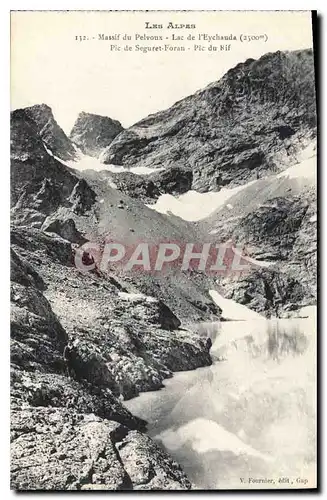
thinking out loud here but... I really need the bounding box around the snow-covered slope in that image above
[147,182,257,221]
[209,290,264,321]
[147,142,316,223]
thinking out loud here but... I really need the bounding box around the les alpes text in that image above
[145,22,196,29]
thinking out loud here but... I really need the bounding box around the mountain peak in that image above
[15,103,77,161]
[101,48,316,192]
[70,112,124,158]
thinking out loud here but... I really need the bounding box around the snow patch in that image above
[277,144,316,180]
[118,292,157,303]
[131,166,165,175]
[209,290,264,321]
[62,147,164,176]
[148,181,257,221]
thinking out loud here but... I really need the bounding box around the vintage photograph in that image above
[10,10,317,490]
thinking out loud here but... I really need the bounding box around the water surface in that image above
[125,317,316,489]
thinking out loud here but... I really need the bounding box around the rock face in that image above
[23,104,76,160]
[11,408,191,490]
[216,267,312,318]
[11,225,211,490]
[98,166,193,205]
[107,171,161,203]
[202,149,317,315]
[70,112,123,157]
[101,49,316,192]
[10,108,97,228]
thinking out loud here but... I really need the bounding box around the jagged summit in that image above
[101,49,316,192]
[70,111,123,158]
[19,103,77,161]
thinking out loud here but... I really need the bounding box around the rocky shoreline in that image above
[10,226,212,490]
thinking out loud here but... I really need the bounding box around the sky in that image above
[11,11,314,134]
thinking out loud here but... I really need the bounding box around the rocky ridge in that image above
[70,112,124,158]
[101,49,316,193]
[23,104,77,161]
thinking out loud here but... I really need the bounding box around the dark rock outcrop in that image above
[70,112,123,157]
[216,266,312,318]
[108,171,161,203]
[101,49,316,192]
[11,108,97,228]
[24,104,76,160]
[10,46,317,489]
[11,248,67,372]
[101,166,192,204]
[202,169,317,314]
[117,292,181,330]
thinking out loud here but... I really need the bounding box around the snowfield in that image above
[209,290,264,321]
[147,182,257,221]
[44,143,163,175]
[277,142,316,180]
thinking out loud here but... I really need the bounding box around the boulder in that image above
[42,218,87,245]
[118,292,181,330]
[11,408,190,491]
